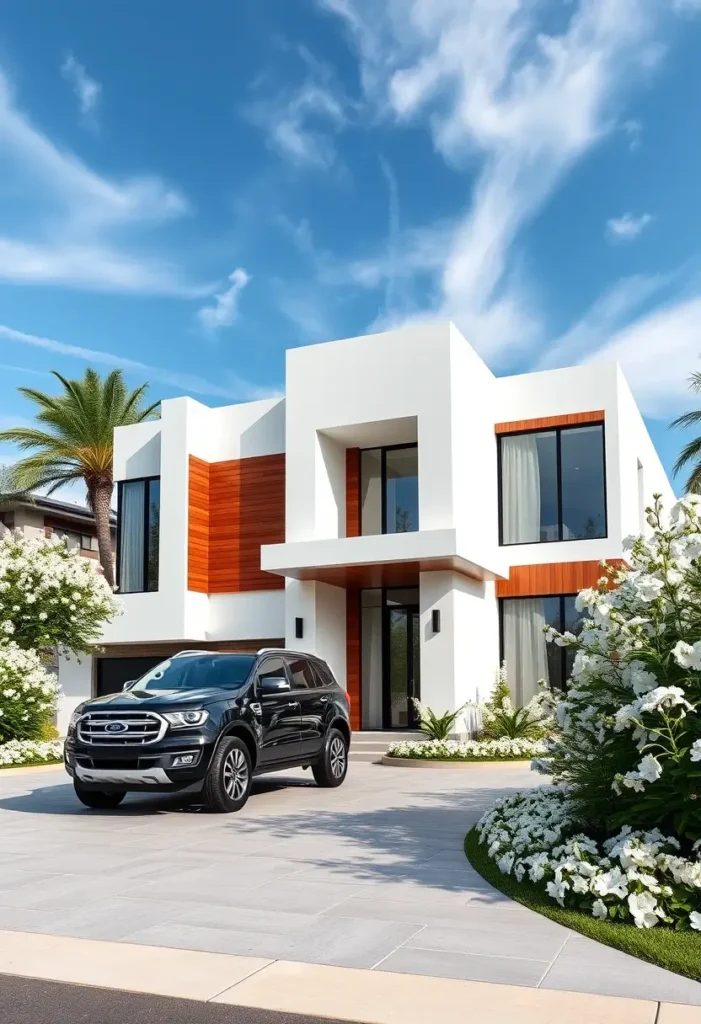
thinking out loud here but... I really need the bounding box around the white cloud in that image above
[0,324,267,402]
[606,212,653,242]
[61,53,101,126]
[246,48,347,169]
[0,66,202,296]
[621,117,643,150]
[196,268,250,331]
[319,0,683,361]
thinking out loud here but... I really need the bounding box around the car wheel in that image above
[202,736,252,813]
[312,727,348,788]
[74,782,126,809]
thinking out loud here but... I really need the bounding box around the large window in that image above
[499,424,606,545]
[500,595,586,703]
[117,477,160,593]
[360,444,418,535]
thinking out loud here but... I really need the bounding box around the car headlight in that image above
[68,709,84,732]
[163,710,209,728]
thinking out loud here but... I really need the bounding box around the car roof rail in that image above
[256,647,314,659]
[172,649,216,658]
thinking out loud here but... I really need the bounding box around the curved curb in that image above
[380,755,532,769]
[0,762,64,776]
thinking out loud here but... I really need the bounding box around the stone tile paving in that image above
[0,761,700,1004]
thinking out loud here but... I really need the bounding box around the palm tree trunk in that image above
[90,481,115,588]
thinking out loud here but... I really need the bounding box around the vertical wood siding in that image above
[345,447,360,538]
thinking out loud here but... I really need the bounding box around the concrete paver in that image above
[0,761,699,1005]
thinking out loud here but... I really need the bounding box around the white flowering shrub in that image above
[0,643,59,742]
[477,787,701,930]
[474,663,561,740]
[387,737,547,760]
[536,495,701,842]
[0,532,120,654]
[0,738,63,766]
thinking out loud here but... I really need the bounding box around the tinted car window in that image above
[286,657,317,690]
[312,660,336,688]
[256,658,287,687]
[133,654,256,691]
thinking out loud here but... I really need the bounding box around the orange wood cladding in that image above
[188,457,210,593]
[495,410,605,435]
[496,559,625,598]
[187,453,285,594]
[346,447,360,538]
[346,588,360,731]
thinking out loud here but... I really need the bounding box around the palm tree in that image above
[672,370,701,494]
[0,369,159,587]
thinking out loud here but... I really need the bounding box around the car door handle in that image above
[287,701,299,708]
[319,696,329,703]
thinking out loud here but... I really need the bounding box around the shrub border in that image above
[381,756,532,768]
[464,827,701,982]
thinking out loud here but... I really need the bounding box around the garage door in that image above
[95,657,165,697]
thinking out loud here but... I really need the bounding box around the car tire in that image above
[202,736,252,813]
[74,782,126,809]
[312,727,348,788]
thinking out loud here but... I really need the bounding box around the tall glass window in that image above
[500,594,586,703]
[499,423,606,544]
[118,477,160,593]
[359,444,418,536]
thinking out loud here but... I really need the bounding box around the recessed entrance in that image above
[361,586,420,730]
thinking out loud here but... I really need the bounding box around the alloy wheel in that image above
[329,736,346,779]
[222,748,249,800]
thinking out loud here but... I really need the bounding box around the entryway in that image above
[360,586,421,731]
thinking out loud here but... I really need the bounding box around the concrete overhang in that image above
[261,529,508,588]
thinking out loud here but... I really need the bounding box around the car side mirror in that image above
[122,679,136,691]
[257,676,291,696]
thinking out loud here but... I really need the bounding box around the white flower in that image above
[672,641,701,671]
[591,867,629,899]
[637,755,663,784]
[546,879,570,906]
[592,899,608,920]
[690,912,701,932]
[627,891,661,929]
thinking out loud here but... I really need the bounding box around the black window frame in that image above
[498,593,581,693]
[359,441,419,536]
[497,421,607,546]
[116,475,161,594]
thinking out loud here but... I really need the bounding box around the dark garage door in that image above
[95,657,165,697]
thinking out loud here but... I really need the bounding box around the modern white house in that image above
[57,322,674,735]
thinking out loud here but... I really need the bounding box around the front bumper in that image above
[64,731,216,790]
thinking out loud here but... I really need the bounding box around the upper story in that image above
[0,494,116,559]
[104,322,673,644]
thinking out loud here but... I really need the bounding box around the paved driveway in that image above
[0,762,700,1005]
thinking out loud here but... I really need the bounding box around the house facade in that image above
[56,323,674,734]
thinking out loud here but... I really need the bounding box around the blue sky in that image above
[1,0,701,499]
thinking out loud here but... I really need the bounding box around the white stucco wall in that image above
[283,579,347,686]
[57,653,93,735]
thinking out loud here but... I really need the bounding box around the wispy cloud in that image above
[606,212,654,242]
[196,268,250,331]
[0,66,205,297]
[0,324,268,402]
[621,118,643,150]
[319,0,688,362]
[246,47,348,170]
[61,53,101,128]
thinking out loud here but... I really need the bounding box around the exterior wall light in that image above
[432,609,441,634]
[295,617,304,639]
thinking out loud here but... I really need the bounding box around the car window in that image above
[133,654,256,691]
[285,657,317,690]
[256,657,287,689]
[312,660,336,688]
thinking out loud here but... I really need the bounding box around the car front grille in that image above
[76,710,167,745]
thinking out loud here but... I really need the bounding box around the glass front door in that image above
[385,591,420,729]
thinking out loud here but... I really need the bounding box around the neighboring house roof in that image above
[0,494,117,528]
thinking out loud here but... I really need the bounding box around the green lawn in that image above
[465,827,701,982]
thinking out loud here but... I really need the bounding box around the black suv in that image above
[64,649,351,813]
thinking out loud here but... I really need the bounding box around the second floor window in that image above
[360,444,418,535]
[117,477,160,593]
[499,424,606,545]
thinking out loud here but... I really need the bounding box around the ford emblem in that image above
[105,721,128,733]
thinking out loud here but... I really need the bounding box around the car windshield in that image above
[132,654,256,691]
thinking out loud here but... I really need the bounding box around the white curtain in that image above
[502,434,541,543]
[120,480,145,593]
[503,599,550,705]
[361,602,383,729]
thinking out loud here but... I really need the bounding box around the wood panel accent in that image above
[187,452,285,594]
[188,456,210,593]
[346,447,360,538]
[496,559,625,598]
[495,410,605,435]
[346,588,360,731]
